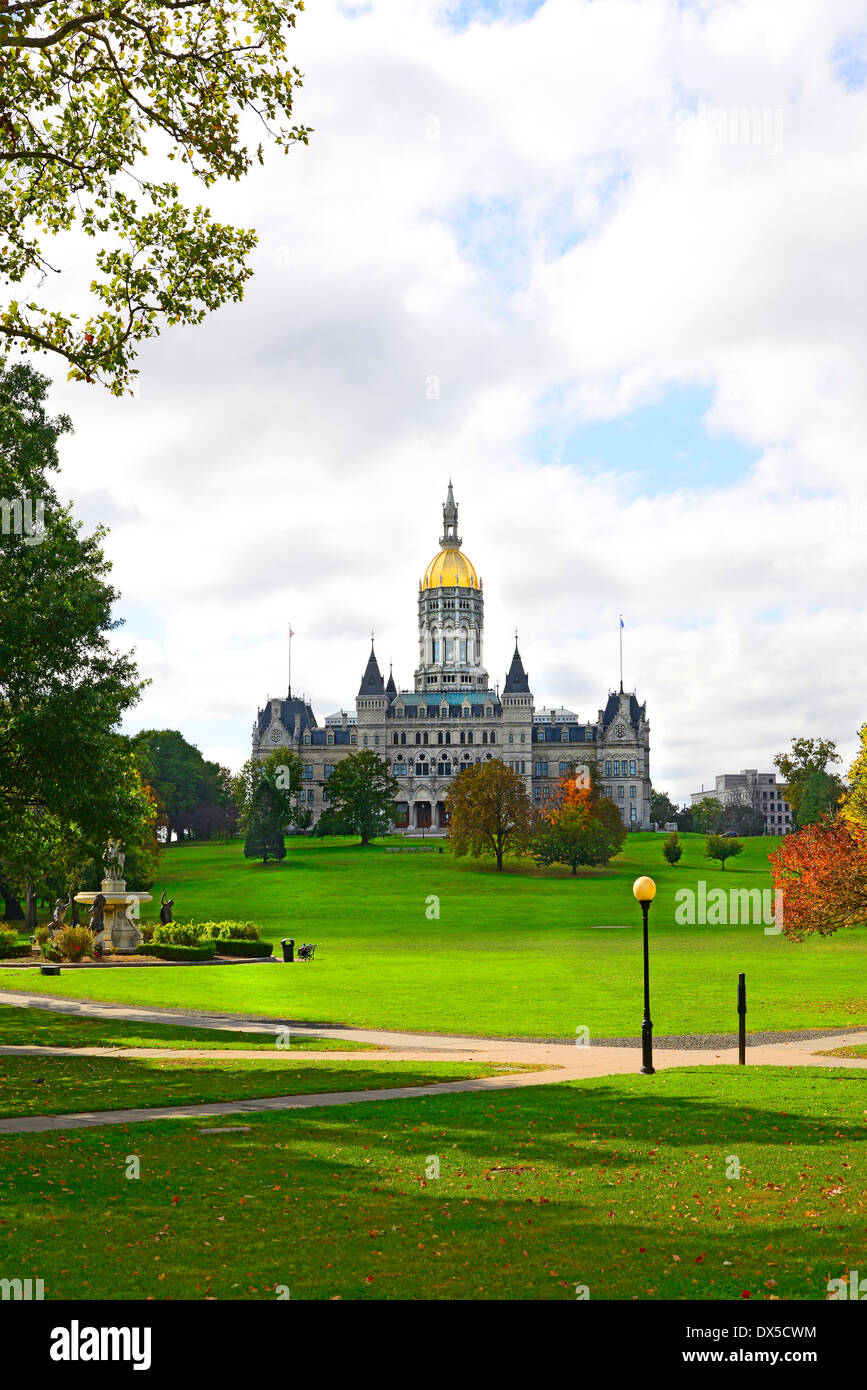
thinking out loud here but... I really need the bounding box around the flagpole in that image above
[619,615,623,693]
[288,622,292,696]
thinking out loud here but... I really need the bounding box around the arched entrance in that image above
[414,801,432,829]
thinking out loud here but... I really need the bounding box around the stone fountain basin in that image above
[73,880,152,955]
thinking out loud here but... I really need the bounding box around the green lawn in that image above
[0,1005,374,1052]
[816,1044,867,1059]
[1,1066,861,1300]
[1,835,863,1038]
[0,1055,521,1117]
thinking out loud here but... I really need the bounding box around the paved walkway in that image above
[0,990,864,1135]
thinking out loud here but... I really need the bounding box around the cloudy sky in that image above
[43,0,867,802]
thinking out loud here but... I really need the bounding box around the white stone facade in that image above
[690,769,793,834]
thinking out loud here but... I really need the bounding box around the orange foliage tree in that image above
[768,817,867,941]
[532,769,627,874]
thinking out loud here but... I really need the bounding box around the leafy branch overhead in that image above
[0,0,311,393]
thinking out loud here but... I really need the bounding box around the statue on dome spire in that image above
[440,480,462,549]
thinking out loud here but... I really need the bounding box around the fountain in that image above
[73,842,152,956]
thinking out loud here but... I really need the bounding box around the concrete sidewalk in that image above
[0,987,865,1135]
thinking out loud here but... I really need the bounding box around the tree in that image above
[1,762,155,928]
[0,362,146,844]
[843,723,867,831]
[532,795,625,874]
[0,1,310,395]
[705,833,744,871]
[323,751,398,846]
[651,788,678,828]
[234,750,302,833]
[691,797,724,834]
[311,806,355,838]
[134,729,238,842]
[446,759,533,871]
[0,880,24,922]
[769,817,867,941]
[797,769,844,826]
[662,830,682,865]
[719,793,766,838]
[532,767,627,873]
[774,737,844,824]
[243,781,286,865]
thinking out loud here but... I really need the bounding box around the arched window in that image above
[415,760,430,777]
[445,731,451,745]
[437,758,451,777]
[415,732,421,745]
[423,732,429,745]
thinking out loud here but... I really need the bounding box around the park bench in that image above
[297,943,316,962]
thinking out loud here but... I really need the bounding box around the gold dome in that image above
[422,548,479,590]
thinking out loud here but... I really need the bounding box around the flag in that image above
[289,627,294,638]
[620,617,624,629]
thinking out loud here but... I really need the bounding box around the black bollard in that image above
[737,972,746,1065]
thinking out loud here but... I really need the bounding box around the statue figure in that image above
[89,892,106,936]
[159,891,174,926]
[104,840,126,879]
[48,894,71,935]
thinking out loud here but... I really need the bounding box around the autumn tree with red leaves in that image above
[769,817,867,941]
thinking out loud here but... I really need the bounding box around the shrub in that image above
[197,921,261,942]
[662,831,683,865]
[214,939,273,958]
[54,925,96,962]
[139,921,155,943]
[0,926,21,958]
[152,922,206,947]
[34,925,51,946]
[136,941,216,961]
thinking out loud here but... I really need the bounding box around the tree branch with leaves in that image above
[0,0,311,393]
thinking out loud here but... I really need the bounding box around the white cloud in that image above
[39,0,867,798]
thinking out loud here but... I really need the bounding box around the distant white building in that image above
[691,768,793,834]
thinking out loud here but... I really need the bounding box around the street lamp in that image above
[632,875,657,1076]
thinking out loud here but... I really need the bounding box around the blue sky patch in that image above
[529,385,760,495]
[832,33,867,90]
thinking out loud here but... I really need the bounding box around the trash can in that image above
[281,938,295,963]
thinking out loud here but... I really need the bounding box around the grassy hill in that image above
[1,832,863,1038]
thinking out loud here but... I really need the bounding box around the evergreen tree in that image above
[243,782,286,864]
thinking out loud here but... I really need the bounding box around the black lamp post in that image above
[632,875,657,1075]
